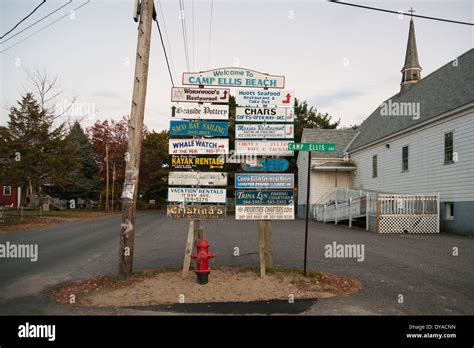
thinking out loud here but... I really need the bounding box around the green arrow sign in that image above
[288,143,336,152]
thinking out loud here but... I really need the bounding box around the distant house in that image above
[0,182,21,208]
[298,18,474,235]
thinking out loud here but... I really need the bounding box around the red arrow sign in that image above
[282,93,291,104]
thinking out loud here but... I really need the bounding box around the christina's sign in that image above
[169,139,229,155]
[182,68,285,88]
[167,204,226,220]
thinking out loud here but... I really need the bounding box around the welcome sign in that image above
[182,68,285,88]
[170,120,228,137]
[169,139,229,155]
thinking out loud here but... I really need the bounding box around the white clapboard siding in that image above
[351,111,474,202]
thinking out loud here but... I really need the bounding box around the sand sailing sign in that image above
[170,120,228,137]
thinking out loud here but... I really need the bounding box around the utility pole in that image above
[111,161,116,212]
[118,0,154,280]
[105,144,109,212]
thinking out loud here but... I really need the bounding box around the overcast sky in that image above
[1,0,472,131]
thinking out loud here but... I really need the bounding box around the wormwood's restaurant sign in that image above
[236,205,294,220]
[168,188,227,203]
[171,87,230,103]
[235,190,294,205]
[182,67,285,89]
[235,89,294,107]
[236,107,294,123]
[236,124,294,139]
[170,120,228,137]
[169,139,229,155]
[235,174,294,189]
[171,155,224,169]
[167,204,226,220]
[171,104,229,120]
[169,172,228,186]
[235,140,293,156]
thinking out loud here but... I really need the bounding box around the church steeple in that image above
[401,9,422,93]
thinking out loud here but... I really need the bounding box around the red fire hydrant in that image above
[191,238,216,285]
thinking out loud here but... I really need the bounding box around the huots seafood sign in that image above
[169,139,229,155]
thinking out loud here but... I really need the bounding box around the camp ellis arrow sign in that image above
[171,87,230,103]
[168,172,228,186]
[182,67,285,88]
[235,89,294,107]
[171,104,229,120]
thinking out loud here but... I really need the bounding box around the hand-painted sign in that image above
[235,205,294,220]
[235,89,294,107]
[235,174,294,189]
[170,120,228,137]
[288,143,336,152]
[171,87,230,103]
[235,190,294,205]
[182,67,285,88]
[241,158,289,172]
[235,124,294,139]
[171,104,229,120]
[168,187,226,203]
[235,140,293,156]
[169,172,228,186]
[167,204,226,220]
[169,139,229,155]
[236,107,294,123]
[171,155,225,169]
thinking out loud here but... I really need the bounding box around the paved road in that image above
[0,211,472,315]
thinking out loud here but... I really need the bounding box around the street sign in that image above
[171,87,230,103]
[170,120,228,137]
[241,158,289,172]
[171,104,229,120]
[171,155,225,170]
[235,140,294,156]
[169,172,228,186]
[235,173,294,189]
[236,107,294,123]
[235,89,294,107]
[182,67,285,88]
[167,204,226,220]
[168,187,226,203]
[235,190,294,205]
[235,124,294,139]
[288,143,336,152]
[169,139,229,155]
[235,205,294,220]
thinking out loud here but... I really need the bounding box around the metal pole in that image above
[304,151,311,277]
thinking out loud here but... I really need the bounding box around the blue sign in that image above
[241,158,289,172]
[235,173,294,189]
[170,120,228,137]
[235,190,294,205]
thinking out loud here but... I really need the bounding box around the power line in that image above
[178,0,190,71]
[0,0,46,39]
[207,0,214,69]
[1,1,73,45]
[328,1,474,26]
[192,0,195,71]
[153,5,175,87]
[0,0,91,54]
[156,0,177,84]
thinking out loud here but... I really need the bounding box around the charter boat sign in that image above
[235,190,294,205]
[235,205,295,220]
[182,67,285,88]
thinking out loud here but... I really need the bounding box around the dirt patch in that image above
[47,267,361,307]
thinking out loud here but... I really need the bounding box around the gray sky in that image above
[1,0,472,131]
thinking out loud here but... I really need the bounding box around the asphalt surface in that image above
[0,211,473,315]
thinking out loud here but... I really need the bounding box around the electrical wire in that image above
[207,0,214,69]
[153,8,175,87]
[0,0,46,39]
[156,0,177,85]
[178,0,190,71]
[328,1,473,26]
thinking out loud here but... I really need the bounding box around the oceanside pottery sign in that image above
[235,174,294,189]
[169,139,229,155]
[171,104,229,120]
[168,172,228,186]
[182,68,285,88]
[235,190,294,205]
[167,204,226,220]
[235,205,295,220]
[170,155,225,169]
[235,124,293,139]
[235,107,294,123]
[168,187,226,203]
[235,140,293,156]
[170,120,228,137]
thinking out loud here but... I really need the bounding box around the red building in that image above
[0,182,20,207]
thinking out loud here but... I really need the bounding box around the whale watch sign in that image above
[182,67,285,89]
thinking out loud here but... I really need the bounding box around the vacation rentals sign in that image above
[168,188,227,203]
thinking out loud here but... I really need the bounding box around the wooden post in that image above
[349,197,352,228]
[258,220,266,278]
[198,226,204,239]
[193,219,200,241]
[182,220,195,277]
[118,0,154,280]
[264,220,273,268]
